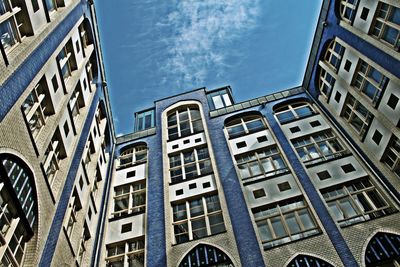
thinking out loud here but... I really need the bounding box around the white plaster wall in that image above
[45,61,64,112]
[280,115,331,140]
[228,130,274,155]
[329,83,348,116]
[169,174,217,202]
[338,47,359,85]
[25,0,48,34]
[114,163,146,187]
[71,29,84,67]
[79,71,91,105]
[244,174,301,209]
[378,80,400,127]
[105,214,145,244]
[353,0,378,34]
[307,156,368,190]
[59,110,74,156]
[166,132,206,154]
[363,119,392,160]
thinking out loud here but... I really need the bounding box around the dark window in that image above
[63,121,70,136]
[341,163,355,173]
[290,126,301,133]
[344,60,352,72]
[183,139,190,144]
[236,141,247,148]
[335,91,342,103]
[257,135,268,143]
[75,40,80,53]
[88,208,92,220]
[372,130,383,145]
[79,176,84,189]
[317,170,331,180]
[360,7,369,20]
[310,120,321,127]
[32,0,40,12]
[176,189,183,196]
[52,75,59,92]
[189,183,197,189]
[253,189,266,198]
[172,144,179,149]
[195,138,201,143]
[202,182,211,188]
[387,94,399,110]
[278,182,291,192]
[126,170,136,178]
[121,223,132,233]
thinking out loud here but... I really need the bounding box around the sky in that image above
[96,0,323,135]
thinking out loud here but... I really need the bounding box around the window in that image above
[236,141,247,148]
[207,88,233,110]
[322,179,394,226]
[372,130,383,145]
[341,163,355,173]
[317,170,331,180]
[57,41,77,84]
[121,223,132,233]
[360,7,370,20]
[342,94,373,137]
[22,78,53,139]
[319,69,336,99]
[167,106,203,140]
[339,0,358,23]
[324,39,345,71]
[225,114,266,139]
[275,102,315,124]
[69,84,84,125]
[126,170,136,178]
[371,2,400,51]
[235,146,287,181]
[118,145,147,169]
[382,136,400,178]
[63,121,69,136]
[51,74,59,92]
[45,0,58,13]
[277,182,291,192]
[310,120,321,127]
[77,225,90,265]
[344,59,352,72]
[253,189,266,198]
[135,109,155,131]
[0,0,27,56]
[106,238,145,267]
[79,23,89,49]
[112,181,146,218]
[387,94,399,110]
[257,135,268,143]
[169,147,212,183]
[65,197,78,238]
[31,0,39,12]
[334,91,341,102]
[172,194,225,244]
[292,131,346,165]
[290,126,301,133]
[253,198,319,249]
[43,135,63,186]
[353,60,388,104]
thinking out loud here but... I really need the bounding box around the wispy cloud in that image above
[158,0,260,91]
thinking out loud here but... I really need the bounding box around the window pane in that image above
[257,221,272,241]
[271,217,287,238]
[298,209,316,230]
[284,213,301,234]
[212,95,224,109]
[190,199,204,217]
[191,218,207,239]
[209,213,225,234]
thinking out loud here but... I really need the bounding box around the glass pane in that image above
[209,213,225,234]
[260,158,274,173]
[206,195,221,212]
[190,199,204,217]
[246,119,265,133]
[192,218,207,239]
[249,161,262,176]
[298,209,316,230]
[276,111,295,123]
[328,202,344,221]
[238,164,250,178]
[227,125,245,138]
[284,213,301,234]
[295,106,313,117]
[339,198,358,218]
[212,95,224,109]
[173,203,187,221]
[271,217,287,238]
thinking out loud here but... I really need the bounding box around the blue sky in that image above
[97,0,322,135]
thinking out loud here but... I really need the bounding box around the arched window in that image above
[225,114,266,139]
[324,39,345,72]
[178,244,234,267]
[319,69,336,99]
[370,2,400,51]
[287,255,333,267]
[365,232,400,266]
[119,144,147,169]
[274,102,315,124]
[0,154,37,266]
[167,106,203,140]
[339,0,358,24]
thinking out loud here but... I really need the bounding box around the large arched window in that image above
[118,144,148,169]
[365,232,400,266]
[167,106,203,140]
[0,154,37,266]
[178,244,234,267]
[287,255,333,267]
[225,113,266,139]
[324,39,345,72]
[274,102,315,124]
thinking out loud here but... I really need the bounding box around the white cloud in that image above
[158,0,260,90]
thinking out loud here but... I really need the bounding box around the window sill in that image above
[171,230,227,247]
[169,171,214,186]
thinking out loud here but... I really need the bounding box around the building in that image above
[0,0,399,267]
[0,0,114,266]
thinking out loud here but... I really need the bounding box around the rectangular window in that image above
[43,135,63,186]
[371,2,400,51]
[292,131,346,165]
[382,136,400,178]
[207,88,233,110]
[172,194,225,244]
[235,146,287,181]
[353,60,388,104]
[112,181,146,218]
[322,179,394,227]
[135,109,155,132]
[169,147,212,183]
[342,94,373,138]
[253,198,320,249]
[0,0,23,54]
[105,238,145,267]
